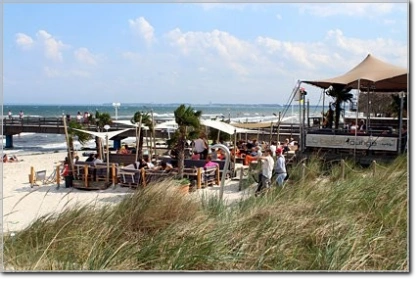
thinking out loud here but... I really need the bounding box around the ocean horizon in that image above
[2,103,331,156]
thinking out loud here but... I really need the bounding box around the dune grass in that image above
[3,155,408,271]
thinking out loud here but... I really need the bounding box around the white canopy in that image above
[152,119,263,135]
[72,128,133,140]
[112,120,149,130]
[154,120,178,130]
[200,119,262,135]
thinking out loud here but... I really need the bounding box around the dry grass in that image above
[3,155,408,271]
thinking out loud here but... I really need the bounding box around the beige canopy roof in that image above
[303,54,408,92]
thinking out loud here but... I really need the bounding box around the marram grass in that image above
[3,156,408,271]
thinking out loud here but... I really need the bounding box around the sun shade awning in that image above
[72,128,133,141]
[303,54,408,92]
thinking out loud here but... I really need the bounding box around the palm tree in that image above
[325,84,353,130]
[389,94,408,118]
[173,104,202,177]
[67,120,93,174]
[92,111,113,159]
[131,111,153,160]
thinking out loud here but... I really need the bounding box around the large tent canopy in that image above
[303,54,408,92]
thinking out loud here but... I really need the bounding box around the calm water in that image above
[2,103,325,155]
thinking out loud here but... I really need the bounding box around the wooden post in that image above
[277,111,281,145]
[341,159,345,179]
[269,122,273,145]
[62,116,75,180]
[30,166,35,187]
[84,164,89,188]
[135,115,143,162]
[141,168,146,187]
[233,129,237,177]
[112,164,116,186]
[197,168,202,189]
[56,165,60,187]
[151,109,156,160]
[106,135,110,185]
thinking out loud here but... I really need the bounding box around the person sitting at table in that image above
[204,155,219,169]
[140,155,155,169]
[217,148,225,160]
[154,161,173,172]
[93,154,103,165]
[119,145,130,155]
[85,153,95,162]
[191,151,200,160]
[244,147,259,166]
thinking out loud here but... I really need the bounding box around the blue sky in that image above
[3,2,409,105]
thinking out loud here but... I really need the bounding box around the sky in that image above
[3,1,409,105]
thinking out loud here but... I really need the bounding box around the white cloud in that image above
[198,3,248,11]
[298,3,395,18]
[44,66,91,78]
[15,33,34,50]
[74,47,97,65]
[325,28,407,61]
[129,17,155,45]
[165,28,260,76]
[44,66,61,78]
[121,51,142,61]
[36,30,69,62]
[71,69,91,78]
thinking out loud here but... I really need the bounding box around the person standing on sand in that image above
[61,157,70,177]
[255,149,274,196]
[274,147,287,187]
[8,111,12,119]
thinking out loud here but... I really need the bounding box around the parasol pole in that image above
[106,134,110,184]
[233,129,237,177]
[151,109,156,160]
[62,116,75,180]
[354,79,360,162]
[135,115,143,162]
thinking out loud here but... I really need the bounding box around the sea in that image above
[2,103,326,156]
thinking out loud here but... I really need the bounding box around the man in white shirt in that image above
[255,149,274,196]
[269,141,277,157]
[194,132,209,159]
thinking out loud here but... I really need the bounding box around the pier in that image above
[2,117,301,149]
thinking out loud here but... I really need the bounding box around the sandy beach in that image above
[2,152,253,234]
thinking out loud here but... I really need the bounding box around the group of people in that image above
[190,133,289,195]
[254,147,287,196]
[3,154,19,163]
[7,111,24,119]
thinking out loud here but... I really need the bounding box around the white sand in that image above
[2,152,254,233]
